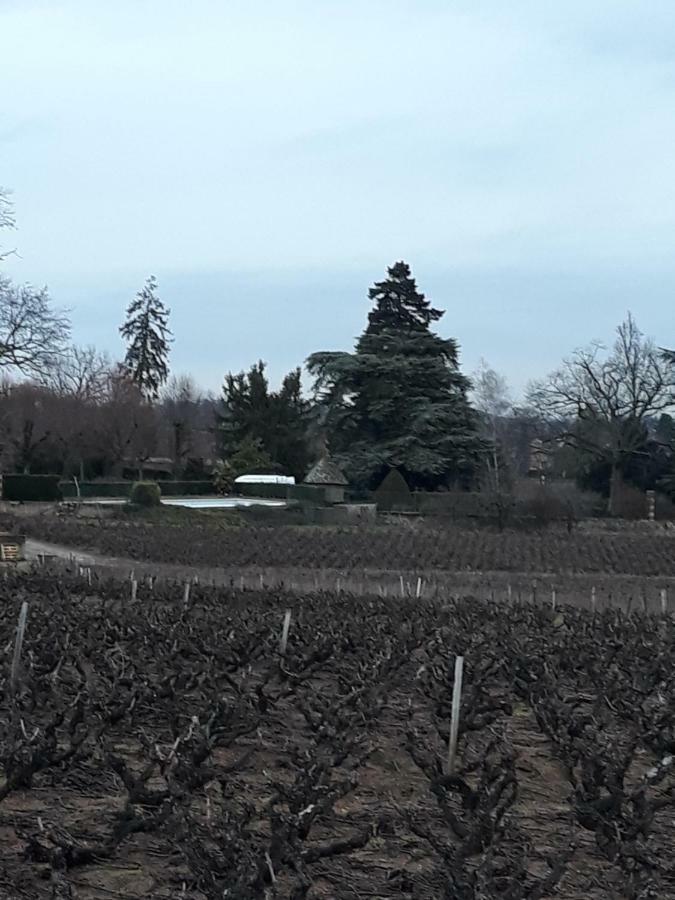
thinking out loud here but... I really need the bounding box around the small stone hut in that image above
[303,456,349,504]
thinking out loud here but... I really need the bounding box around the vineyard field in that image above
[13,515,675,577]
[1,569,675,898]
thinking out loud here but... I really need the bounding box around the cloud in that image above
[1,1,674,392]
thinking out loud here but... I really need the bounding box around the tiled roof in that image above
[304,456,348,486]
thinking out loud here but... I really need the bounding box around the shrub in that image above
[612,483,648,520]
[2,474,62,502]
[655,492,675,521]
[375,469,412,511]
[213,460,234,496]
[129,481,162,508]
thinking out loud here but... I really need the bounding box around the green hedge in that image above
[130,481,162,507]
[289,484,328,506]
[158,481,213,497]
[3,474,62,502]
[236,482,291,500]
[59,480,213,499]
[235,483,330,506]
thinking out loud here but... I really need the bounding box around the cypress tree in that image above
[119,276,172,400]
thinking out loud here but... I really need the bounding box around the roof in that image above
[304,456,348,486]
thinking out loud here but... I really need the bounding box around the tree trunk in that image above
[608,462,623,516]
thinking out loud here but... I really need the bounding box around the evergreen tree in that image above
[217,361,311,479]
[307,261,481,489]
[119,276,172,400]
[367,260,443,333]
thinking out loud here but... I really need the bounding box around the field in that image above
[1,566,675,899]
[12,511,675,611]
[14,514,675,577]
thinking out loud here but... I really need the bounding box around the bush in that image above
[375,469,413,511]
[655,492,675,521]
[129,481,162,508]
[2,474,62,502]
[212,460,234,496]
[612,483,648,520]
[515,479,604,527]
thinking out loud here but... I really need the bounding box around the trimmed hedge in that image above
[236,483,330,506]
[59,480,214,499]
[3,474,62,502]
[130,481,162,507]
[289,484,328,506]
[236,482,291,500]
[375,469,413,511]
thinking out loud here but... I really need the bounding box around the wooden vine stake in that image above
[183,581,191,609]
[551,589,557,611]
[446,655,464,776]
[11,601,28,695]
[591,586,597,614]
[279,609,292,656]
[130,579,137,602]
[416,577,422,599]
[400,575,405,598]
[661,588,668,616]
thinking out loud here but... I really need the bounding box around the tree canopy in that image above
[217,361,310,479]
[307,261,481,489]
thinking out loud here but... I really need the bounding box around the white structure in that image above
[234,474,295,486]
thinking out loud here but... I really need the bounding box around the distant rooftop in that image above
[304,456,348,486]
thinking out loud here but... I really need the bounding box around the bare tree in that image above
[0,276,70,378]
[0,381,56,473]
[472,360,515,525]
[160,374,202,474]
[528,314,675,515]
[94,367,158,477]
[46,345,113,402]
[0,188,15,262]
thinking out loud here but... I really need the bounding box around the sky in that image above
[2,0,675,399]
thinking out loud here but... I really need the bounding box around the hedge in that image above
[236,482,291,500]
[130,481,162,507]
[59,480,214,499]
[289,484,328,506]
[236,483,331,506]
[3,474,62,502]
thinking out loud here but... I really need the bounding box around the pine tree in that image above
[307,261,482,489]
[217,361,311,479]
[367,261,443,333]
[119,276,172,400]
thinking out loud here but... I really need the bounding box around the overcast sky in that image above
[2,0,674,397]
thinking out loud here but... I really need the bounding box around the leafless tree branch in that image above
[0,276,70,378]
